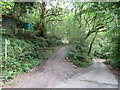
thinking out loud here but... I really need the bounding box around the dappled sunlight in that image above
[62,37,69,44]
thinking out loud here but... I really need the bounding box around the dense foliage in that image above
[2,34,62,81]
[103,2,120,69]
[66,2,120,67]
[0,1,120,84]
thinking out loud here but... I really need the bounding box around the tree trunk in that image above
[37,0,46,37]
[88,31,98,55]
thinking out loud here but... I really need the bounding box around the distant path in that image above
[12,46,118,88]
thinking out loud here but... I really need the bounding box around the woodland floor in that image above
[3,46,118,88]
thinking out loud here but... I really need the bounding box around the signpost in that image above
[5,39,10,60]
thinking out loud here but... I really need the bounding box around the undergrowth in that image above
[67,29,93,67]
[1,34,62,82]
[67,45,93,67]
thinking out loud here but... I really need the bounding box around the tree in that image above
[37,0,65,37]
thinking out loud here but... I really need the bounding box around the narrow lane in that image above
[50,59,118,88]
[13,46,81,88]
[13,46,118,88]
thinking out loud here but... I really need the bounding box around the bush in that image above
[67,29,93,67]
[67,45,92,67]
[2,35,58,81]
[104,30,120,69]
[46,35,62,46]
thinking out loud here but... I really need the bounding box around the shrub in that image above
[67,29,93,67]
[2,35,58,81]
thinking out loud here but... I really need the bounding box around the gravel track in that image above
[11,46,118,88]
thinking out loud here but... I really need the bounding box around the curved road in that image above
[12,46,118,88]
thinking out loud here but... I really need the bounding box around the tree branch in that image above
[44,12,62,18]
[46,19,63,22]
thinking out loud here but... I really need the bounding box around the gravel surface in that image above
[6,46,118,88]
[50,60,118,88]
[13,46,82,88]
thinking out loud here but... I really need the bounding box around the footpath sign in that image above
[5,39,10,60]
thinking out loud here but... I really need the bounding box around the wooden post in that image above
[5,39,10,60]
[5,39,7,60]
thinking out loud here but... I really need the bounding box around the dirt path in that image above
[12,46,118,88]
[13,46,81,88]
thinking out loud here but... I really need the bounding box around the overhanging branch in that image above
[46,19,63,22]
